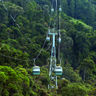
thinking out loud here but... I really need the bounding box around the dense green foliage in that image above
[0,0,96,96]
[61,0,96,29]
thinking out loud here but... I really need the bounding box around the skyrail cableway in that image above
[32,0,63,89]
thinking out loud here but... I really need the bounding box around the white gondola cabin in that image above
[32,66,40,75]
[51,8,54,12]
[46,36,50,41]
[59,7,62,12]
[58,37,61,43]
[54,66,63,76]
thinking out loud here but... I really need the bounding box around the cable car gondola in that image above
[46,36,50,41]
[59,7,62,12]
[32,66,40,75]
[51,8,54,12]
[54,66,62,76]
[58,37,61,43]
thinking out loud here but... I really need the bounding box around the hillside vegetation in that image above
[0,0,96,96]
